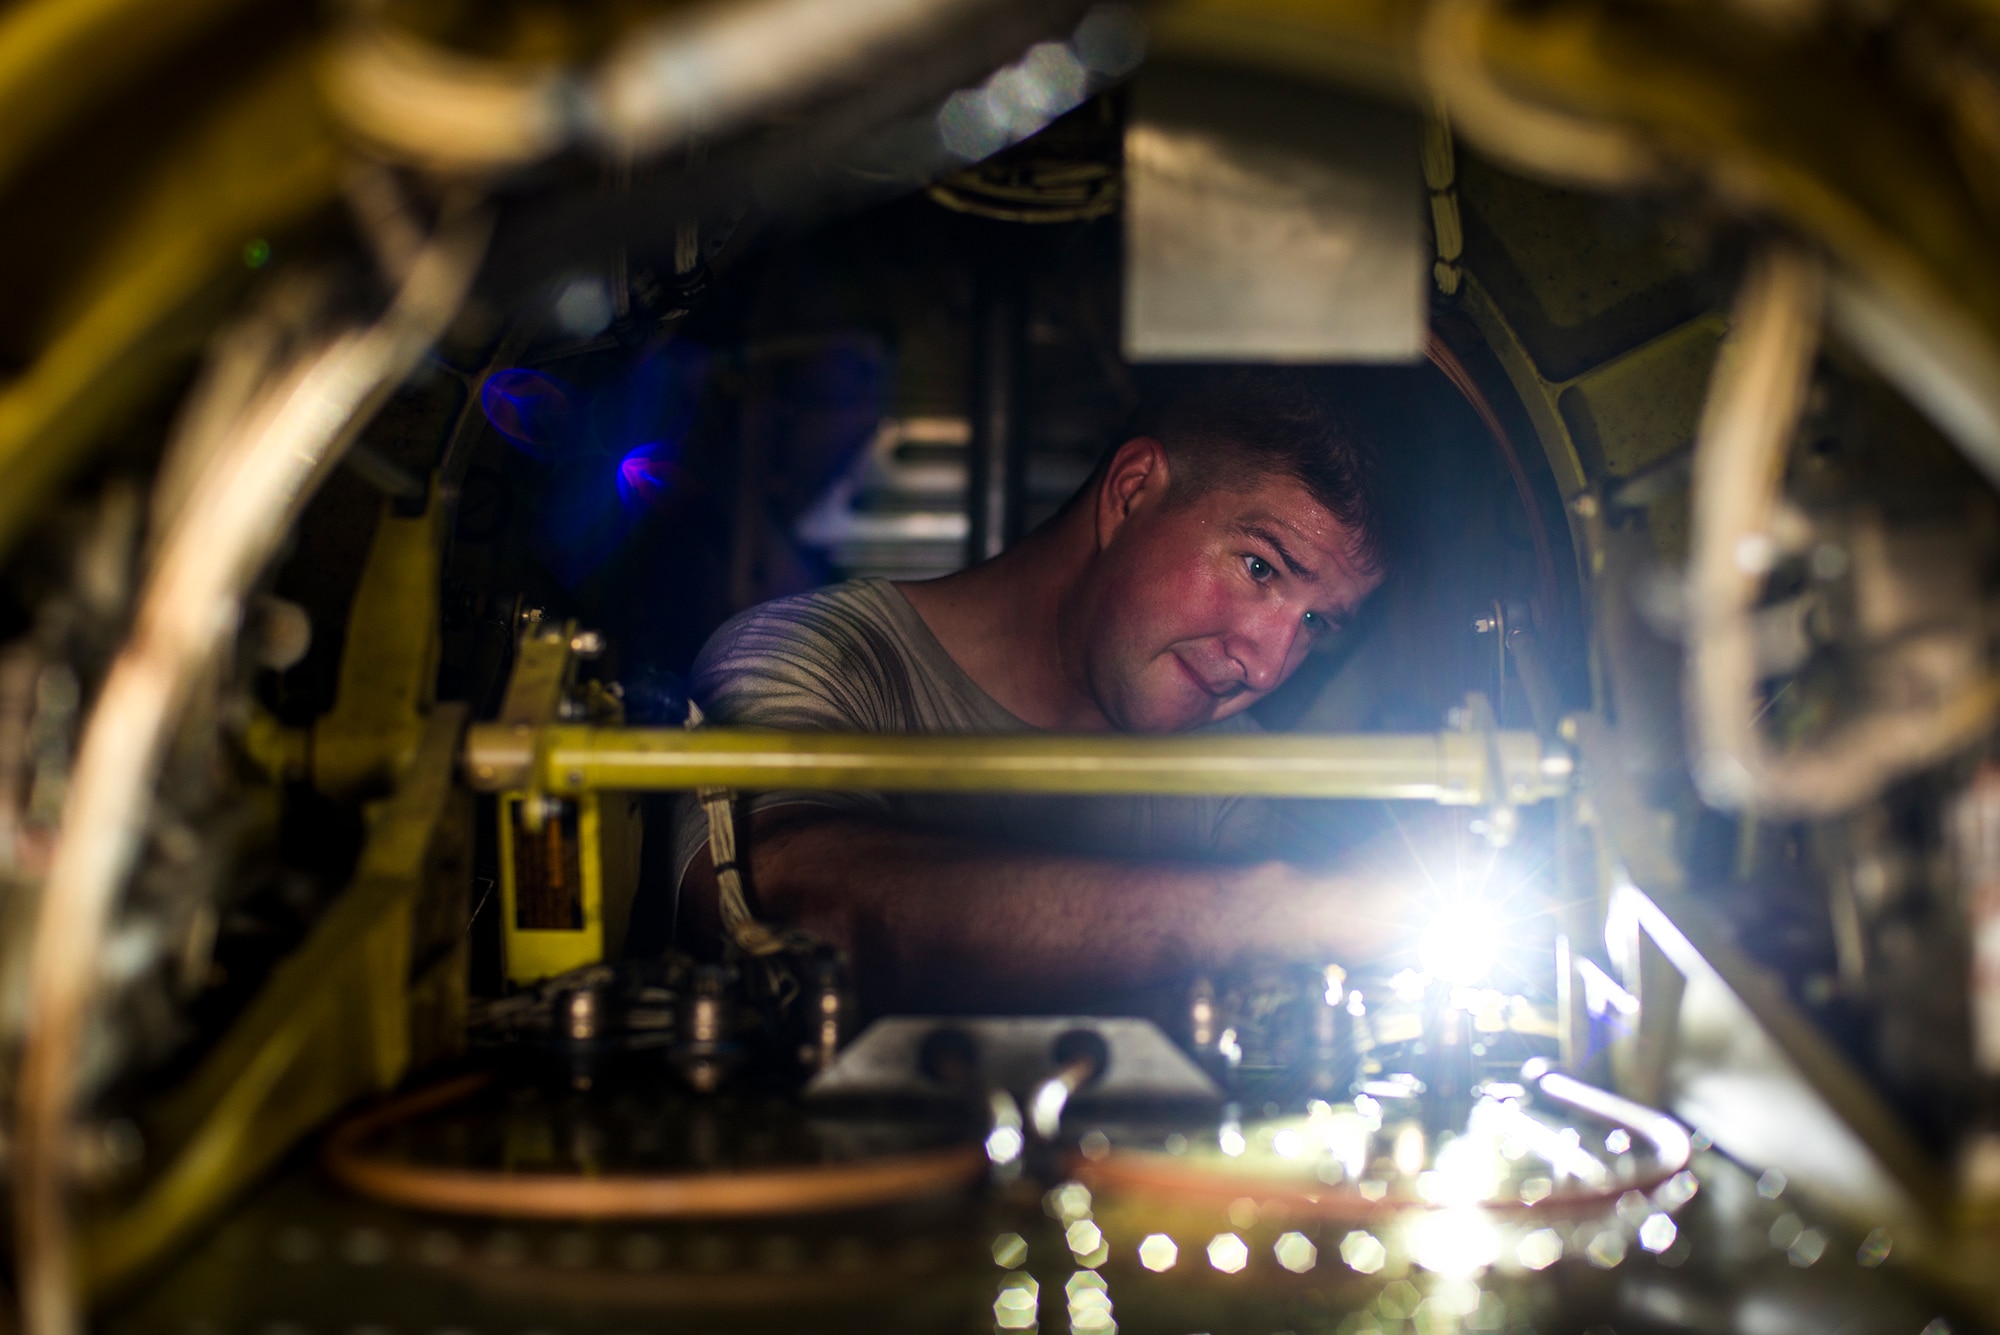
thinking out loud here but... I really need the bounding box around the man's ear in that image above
[1095,436,1171,549]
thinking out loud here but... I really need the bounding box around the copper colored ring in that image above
[325,1072,987,1219]
[1069,1073,1689,1220]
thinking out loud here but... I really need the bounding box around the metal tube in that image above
[14,217,486,1335]
[464,724,1572,803]
[1684,244,2000,814]
[967,265,1024,564]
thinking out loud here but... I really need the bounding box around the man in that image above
[672,368,1406,1008]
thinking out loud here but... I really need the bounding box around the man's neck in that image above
[894,506,1111,731]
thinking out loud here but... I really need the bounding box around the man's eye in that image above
[1302,610,1321,631]
[1245,556,1273,581]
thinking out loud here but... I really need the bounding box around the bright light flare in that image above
[1307,1100,1372,1181]
[985,1125,1022,1164]
[1639,1213,1678,1253]
[1219,1108,1246,1157]
[1407,1207,1500,1278]
[1029,1077,1071,1139]
[1273,1232,1318,1273]
[1137,1234,1177,1272]
[1206,1233,1249,1273]
[1516,1227,1563,1271]
[1420,903,1502,986]
[994,1274,1039,1330]
[1420,1125,1506,1206]
[1339,1230,1387,1274]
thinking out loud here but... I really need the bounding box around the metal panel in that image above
[1123,63,1424,362]
[806,1016,1219,1106]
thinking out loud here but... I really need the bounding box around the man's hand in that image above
[679,809,1415,1009]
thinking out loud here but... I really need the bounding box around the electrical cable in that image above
[324,1073,988,1219]
[1426,330,1564,646]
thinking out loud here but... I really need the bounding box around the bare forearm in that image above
[686,812,1404,1007]
[760,817,1233,1001]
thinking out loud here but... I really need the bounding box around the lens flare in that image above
[480,368,575,456]
[1407,1207,1500,1278]
[1419,903,1501,986]
[616,442,686,514]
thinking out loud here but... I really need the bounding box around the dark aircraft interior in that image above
[5,2,2000,1333]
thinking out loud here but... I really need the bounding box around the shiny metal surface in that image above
[464,722,1573,804]
[1123,64,1425,362]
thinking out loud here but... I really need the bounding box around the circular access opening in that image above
[1050,1028,1110,1086]
[917,1026,981,1089]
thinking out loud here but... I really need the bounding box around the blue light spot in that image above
[616,441,685,515]
[480,368,575,456]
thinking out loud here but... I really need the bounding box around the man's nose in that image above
[1225,605,1304,693]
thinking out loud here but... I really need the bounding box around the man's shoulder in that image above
[692,578,936,729]
[698,578,908,668]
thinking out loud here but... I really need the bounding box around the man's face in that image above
[1076,440,1384,733]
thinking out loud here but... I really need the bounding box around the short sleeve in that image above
[668,588,914,893]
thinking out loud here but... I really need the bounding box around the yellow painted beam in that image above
[82,708,470,1297]
[465,724,1571,806]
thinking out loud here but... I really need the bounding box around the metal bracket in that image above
[467,614,578,822]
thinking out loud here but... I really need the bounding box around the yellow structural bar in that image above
[463,725,1572,805]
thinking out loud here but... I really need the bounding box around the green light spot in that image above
[243,238,271,269]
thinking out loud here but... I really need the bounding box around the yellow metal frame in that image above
[465,723,1569,806]
[496,789,608,986]
[82,707,470,1297]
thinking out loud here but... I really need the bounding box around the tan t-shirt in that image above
[670,578,1276,892]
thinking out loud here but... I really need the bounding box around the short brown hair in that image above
[1124,366,1391,574]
